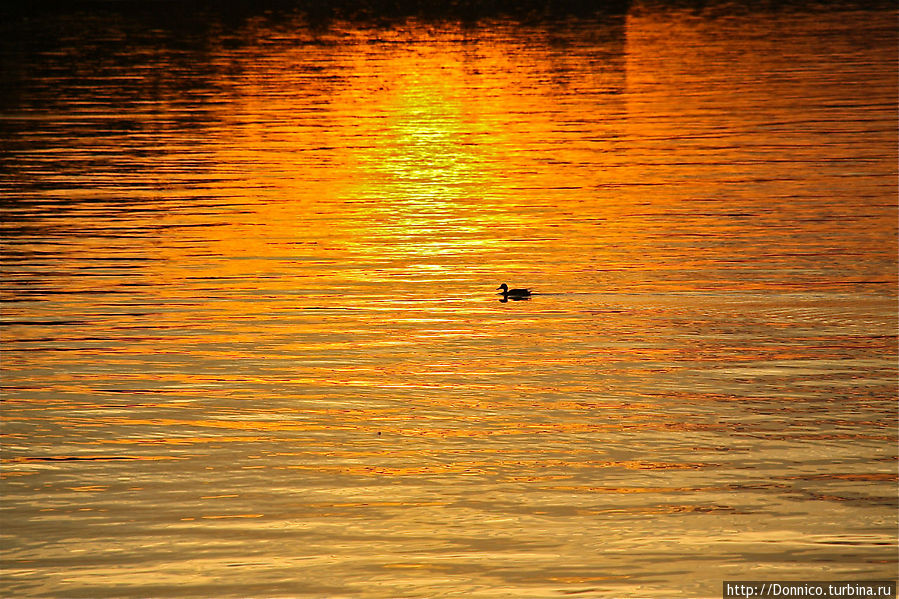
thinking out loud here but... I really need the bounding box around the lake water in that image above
[1,2,897,597]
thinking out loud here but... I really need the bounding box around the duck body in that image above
[497,283,532,298]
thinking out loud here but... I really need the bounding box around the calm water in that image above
[1,2,897,597]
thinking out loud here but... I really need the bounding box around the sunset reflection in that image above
[1,4,896,599]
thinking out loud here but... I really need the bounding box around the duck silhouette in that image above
[497,283,532,300]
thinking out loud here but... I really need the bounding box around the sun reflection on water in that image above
[1,5,896,598]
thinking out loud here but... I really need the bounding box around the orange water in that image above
[1,3,897,597]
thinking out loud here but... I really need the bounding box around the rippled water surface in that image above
[1,2,897,597]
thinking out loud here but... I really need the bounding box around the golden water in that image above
[1,2,897,597]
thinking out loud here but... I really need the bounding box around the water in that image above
[1,2,897,597]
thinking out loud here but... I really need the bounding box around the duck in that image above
[497,283,532,299]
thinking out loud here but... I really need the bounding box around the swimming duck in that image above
[497,283,532,299]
